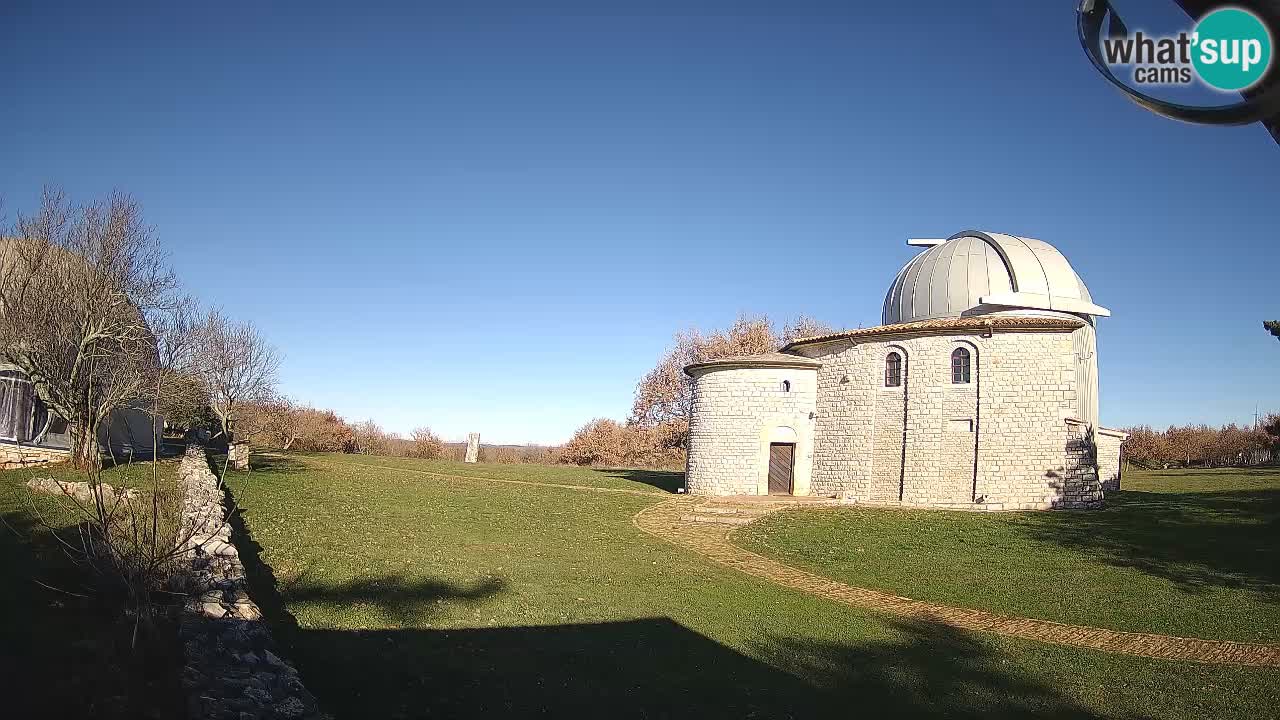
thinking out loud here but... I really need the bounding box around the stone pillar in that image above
[464,433,480,463]
[229,441,250,471]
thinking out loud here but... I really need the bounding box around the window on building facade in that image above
[885,352,902,387]
[951,347,972,384]
[781,380,791,392]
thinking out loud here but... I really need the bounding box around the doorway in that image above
[767,443,795,495]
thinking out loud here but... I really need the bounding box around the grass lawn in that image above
[738,466,1280,645]
[0,457,185,720]
[227,453,1279,719]
[309,452,682,492]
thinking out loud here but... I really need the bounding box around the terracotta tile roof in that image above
[684,351,823,376]
[782,315,1085,350]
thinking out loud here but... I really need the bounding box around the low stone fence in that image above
[177,445,327,720]
[0,443,71,469]
[25,477,138,505]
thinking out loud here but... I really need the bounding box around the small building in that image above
[0,364,162,468]
[0,237,164,469]
[683,231,1127,510]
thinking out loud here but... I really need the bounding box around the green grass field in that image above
[223,454,1279,719]
[737,466,1280,644]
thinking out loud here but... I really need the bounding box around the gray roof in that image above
[882,231,1110,325]
[684,352,821,376]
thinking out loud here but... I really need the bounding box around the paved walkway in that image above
[633,496,1280,668]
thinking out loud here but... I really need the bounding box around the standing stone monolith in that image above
[464,433,480,463]
[229,441,251,471]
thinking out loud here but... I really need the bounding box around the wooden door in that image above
[768,443,795,495]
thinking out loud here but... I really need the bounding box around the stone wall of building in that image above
[177,446,327,720]
[1097,427,1126,492]
[685,366,817,495]
[1061,419,1104,508]
[973,330,1081,509]
[903,339,980,505]
[869,359,906,502]
[0,443,70,469]
[794,327,1098,509]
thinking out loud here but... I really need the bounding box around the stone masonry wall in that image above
[795,338,875,498]
[1062,420,1104,508]
[0,443,70,470]
[903,340,980,505]
[177,446,327,720]
[869,364,905,502]
[973,331,1080,509]
[686,366,817,495]
[1097,429,1125,492]
[795,328,1096,509]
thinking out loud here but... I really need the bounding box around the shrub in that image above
[560,418,684,469]
[1120,420,1274,468]
[409,426,444,459]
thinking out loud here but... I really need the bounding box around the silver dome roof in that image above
[881,231,1110,325]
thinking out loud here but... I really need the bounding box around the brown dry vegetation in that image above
[558,315,831,469]
[1120,417,1277,468]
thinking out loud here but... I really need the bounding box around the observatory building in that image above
[683,231,1126,510]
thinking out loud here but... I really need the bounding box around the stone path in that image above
[633,495,1280,668]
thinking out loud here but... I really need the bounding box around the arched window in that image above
[951,347,971,384]
[781,380,791,393]
[885,352,902,387]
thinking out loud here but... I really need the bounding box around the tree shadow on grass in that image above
[226,481,507,629]
[279,617,1110,719]
[752,621,1110,719]
[205,452,313,477]
[0,506,184,720]
[284,574,507,626]
[598,468,685,493]
[226,486,1110,719]
[1014,485,1279,597]
[246,453,313,475]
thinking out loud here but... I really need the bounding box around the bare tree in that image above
[0,189,216,642]
[350,419,390,455]
[291,405,353,451]
[781,314,834,344]
[409,426,444,459]
[0,188,177,469]
[241,395,303,450]
[629,314,828,450]
[148,297,209,432]
[192,309,279,446]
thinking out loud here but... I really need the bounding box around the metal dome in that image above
[881,231,1110,326]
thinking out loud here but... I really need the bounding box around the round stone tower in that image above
[683,353,819,496]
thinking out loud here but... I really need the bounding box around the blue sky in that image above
[3,0,1276,444]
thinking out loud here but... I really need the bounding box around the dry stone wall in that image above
[177,446,327,720]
